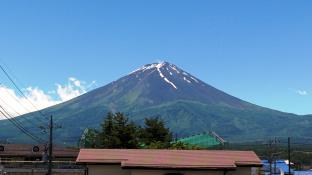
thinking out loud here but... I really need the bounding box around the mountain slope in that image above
[0,62,311,144]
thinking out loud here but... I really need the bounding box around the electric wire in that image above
[0,90,48,132]
[0,63,48,121]
[0,105,47,143]
[0,83,48,127]
[0,107,46,143]
[0,60,49,134]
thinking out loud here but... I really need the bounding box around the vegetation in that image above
[81,112,175,149]
[81,112,206,150]
[140,117,172,149]
[81,112,140,148]
[170,141,202,150]
[98,112,139,148]
[80,128,99,148]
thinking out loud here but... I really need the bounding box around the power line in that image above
[0,104,45,143]
[0,95,23,116]
[0,62,48,121]
[0,60,50,134]
[0,105,46,143]
[0,59,52,143]
[0,83,37,114]
[0,93,48,134]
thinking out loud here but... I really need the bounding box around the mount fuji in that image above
[0,62,311,144]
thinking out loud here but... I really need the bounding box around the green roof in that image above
[176,132,225,148]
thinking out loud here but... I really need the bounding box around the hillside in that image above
[0,62,311,145]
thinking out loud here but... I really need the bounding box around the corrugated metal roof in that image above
[76,149,262,169]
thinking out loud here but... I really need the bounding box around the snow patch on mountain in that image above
[182,72,188,76]
[184,77,192,84]
[163,77,178,89]
[156,63,178,89]
[130,61,206,89]
[130,62,166,74]
[170,66,180,74]
[190,76,199,83]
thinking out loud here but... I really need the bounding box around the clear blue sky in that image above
[0,0,311,115]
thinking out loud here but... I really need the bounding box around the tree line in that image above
[80,112,200,149]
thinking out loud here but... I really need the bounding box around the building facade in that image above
[0,144,83,175]
[77,149,262,175]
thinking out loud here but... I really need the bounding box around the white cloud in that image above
[0,77,96,120]
[57,80,85,102]
[69,77,81,87]
[295,90,308,96]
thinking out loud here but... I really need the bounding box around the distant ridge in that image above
[0,61,311,145]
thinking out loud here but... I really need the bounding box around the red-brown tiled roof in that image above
[0,144,78,158]
[76,149,262,169]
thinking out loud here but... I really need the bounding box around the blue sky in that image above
[0,0,311,115]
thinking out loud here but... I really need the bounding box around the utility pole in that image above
[288,137,291,175]
[267,138,279,175]
[47,115,53,175]
[267,139,274,175]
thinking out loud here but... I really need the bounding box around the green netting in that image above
[177,133,222,148]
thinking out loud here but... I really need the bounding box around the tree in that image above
[141,117,172,148]
[113,112,139,148]
[99,112,118,148]
[80,113,174,149]
[170,141,202,150]
[80,128,99,148]
[99,112,140,148]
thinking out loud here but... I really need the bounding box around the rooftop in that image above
[176,131,226,148]
[76,149,262,170]
[0,144,78,158]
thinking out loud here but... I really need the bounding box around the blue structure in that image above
[262,160,294,175]
[294,171,312,175]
